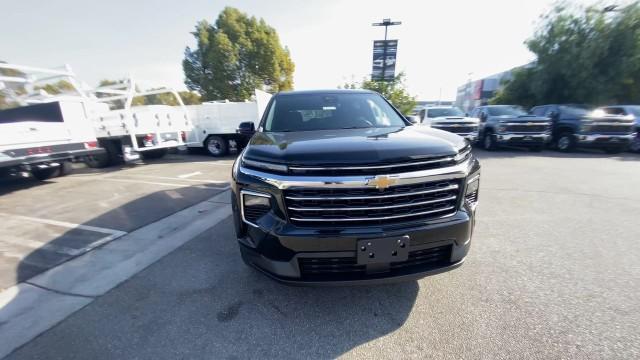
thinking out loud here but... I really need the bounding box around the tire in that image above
[84,140,120,168]
[482,131,497,151]
[140,148,168,160]
[205,136,229,157]
[556,132,575,152]
[31,166,60,181]
[84,153,110,168]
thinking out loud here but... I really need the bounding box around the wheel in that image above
[58,161,73,176]
[604,146,625,154]
[482,131,497,151]
[31,166,60,181]
[556,132,575,152]
[140,148,168,160]
[84,153,110,168]
[205,136,229,157]
[84,140,120,168]
[630,136,640,153]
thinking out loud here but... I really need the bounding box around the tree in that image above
[178,91,201,105]
[183,7,295,102]
[492,2,640,106]
[342,72,417,114]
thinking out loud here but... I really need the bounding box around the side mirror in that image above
[480,113,488,122]
[237,121,256,136]
[549,111,558,120]
[465,112,469,117]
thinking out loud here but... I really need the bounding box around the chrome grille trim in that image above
[239,157,472,190]
[289,206,456,222]
[288,195,457,211]
[285,184,458,201]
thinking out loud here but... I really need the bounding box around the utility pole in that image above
[372,18,401,81]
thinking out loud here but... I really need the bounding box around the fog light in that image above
[241,190,272,226]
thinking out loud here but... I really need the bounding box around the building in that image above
[455,63,533,112]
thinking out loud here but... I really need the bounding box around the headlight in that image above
[242,157,288,173]
[240,190,272,226]
[465,173,480,208]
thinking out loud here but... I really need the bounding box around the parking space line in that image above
[0,213,127,236]
[115,174,228,184]
[95,178,194,188]
[178,171,202,178]
[0,236,83,256]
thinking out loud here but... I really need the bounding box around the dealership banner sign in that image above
[371,40,398,81]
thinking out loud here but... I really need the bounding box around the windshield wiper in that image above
[338,126,371,129]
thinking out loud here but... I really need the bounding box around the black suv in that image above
[470,105,551,151]
[530,104,636,153]
[231,90,480,285]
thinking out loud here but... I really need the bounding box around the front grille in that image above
[299,245,452,280]
[285,179,461,227]
[433,125,478,134]
[589,125,633,134]
[505,124,547,133]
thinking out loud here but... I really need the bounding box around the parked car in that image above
[231,89,480,285]
[470,105,551,151]
[530,104,636,153]
[596,105,640,153]
[418,106,479,142]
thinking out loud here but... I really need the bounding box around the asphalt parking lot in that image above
[1,148,640,359]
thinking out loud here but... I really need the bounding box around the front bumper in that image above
[495,133,551,145]
[576,133,635,146]
[238,211,474,285]
[231,156,480,285]
[0,147,104,169]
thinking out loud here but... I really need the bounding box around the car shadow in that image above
[2,187,419,359]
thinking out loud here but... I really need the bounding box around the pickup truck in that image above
[418,106,479,143]
[231,90,480,285]
[530,104,636,153]
[592,105,640,153]
[470,105,551,151]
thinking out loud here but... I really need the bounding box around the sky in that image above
[1,0,600,100]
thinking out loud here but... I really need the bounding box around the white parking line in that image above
[117,174,227,184]
[178,171,202,179]
[0,236,83,256]
[96,178,194,188]
[0,213,126,236]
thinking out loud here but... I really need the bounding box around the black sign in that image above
[371,40,398,81]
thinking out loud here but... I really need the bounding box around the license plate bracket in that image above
[357,236,410,265]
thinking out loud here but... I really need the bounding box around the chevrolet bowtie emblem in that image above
[366,175,396,190]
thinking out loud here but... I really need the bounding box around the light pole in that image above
[372,18,401,81]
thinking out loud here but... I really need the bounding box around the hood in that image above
[429,116,479,125]
[244,126,466,166]
[491,115,550,123]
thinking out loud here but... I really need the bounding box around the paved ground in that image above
[2,148,640,359]
[0,152,232,289]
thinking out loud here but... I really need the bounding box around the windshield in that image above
[427,107,465,118]
[263,93,406,132]
[559,105,592,117]
[486,106,527,116]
